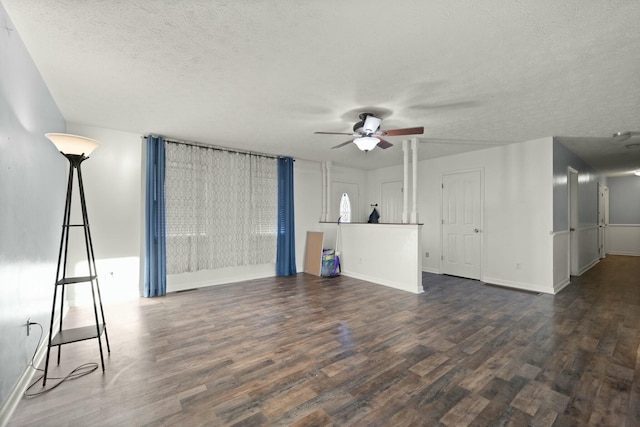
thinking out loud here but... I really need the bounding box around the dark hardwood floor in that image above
[9,255,640,426]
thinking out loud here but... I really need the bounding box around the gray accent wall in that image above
[608,175,640,224]
[0,3,66,409]
[553,139,600,231]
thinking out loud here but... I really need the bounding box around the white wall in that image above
[64,124,143,304]
[606,175,640,256]
[367,138,556,294]
[0,3,66,417]
[607,225,640,256]
[338,223,423,293]
[607,175,640,224]
[553,231,570,291]
[294,160,323,272]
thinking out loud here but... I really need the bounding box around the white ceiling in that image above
[3,0,640,173]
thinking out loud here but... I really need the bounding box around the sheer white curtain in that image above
[164,142,277,274]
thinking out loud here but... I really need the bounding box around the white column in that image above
[411,137,419,223]
[326,161,332,222]
[402,140,409,223]
[321,162,327,221]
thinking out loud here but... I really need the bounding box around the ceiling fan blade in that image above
[315,131,356,136]
[331,140,354,149]
[377,138,393,149]
[384,127,424,136]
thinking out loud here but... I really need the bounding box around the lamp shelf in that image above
[51,324,106,346]
[55,275,97,286]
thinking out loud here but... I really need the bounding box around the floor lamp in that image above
[42,133,110,387]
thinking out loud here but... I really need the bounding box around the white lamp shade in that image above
[45,133,100,156]
[353,137,380,151]
[634,170,640,176]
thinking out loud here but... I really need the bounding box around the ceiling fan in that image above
[314,113,424,152]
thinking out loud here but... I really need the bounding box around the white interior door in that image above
[598,184,608,258]
[441,170,482,279]
[381,181,403,223]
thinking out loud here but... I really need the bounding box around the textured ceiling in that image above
[2,0,640,173]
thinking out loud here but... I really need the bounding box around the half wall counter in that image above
[317,222,423,294]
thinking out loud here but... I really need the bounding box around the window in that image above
[339,192,351,223]
[164,142,277,274]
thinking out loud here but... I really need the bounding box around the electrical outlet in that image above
[425,252,429,258]
[26,318,31,336]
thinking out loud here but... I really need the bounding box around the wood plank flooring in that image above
[8,255,640,426]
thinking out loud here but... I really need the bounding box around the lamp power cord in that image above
[23,322,99,397]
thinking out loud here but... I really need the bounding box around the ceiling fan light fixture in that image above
[353,137,380,152]
[362,115,382,133]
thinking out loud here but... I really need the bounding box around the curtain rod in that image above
[143,134,279,160]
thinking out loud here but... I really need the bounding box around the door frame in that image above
[568,167,579,275]
[440,167,485,280]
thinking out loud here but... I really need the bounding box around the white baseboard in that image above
[167,265,275,293]
[554,277,571,294]
[482,276,555,295]
[0,331,49,427]
[422,267,440,274]
[342,271,423,294]
[0,305,67,427]
[577,258,599,276]
[607,251,640,257]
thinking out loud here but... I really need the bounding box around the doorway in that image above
[441,170,482,280]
